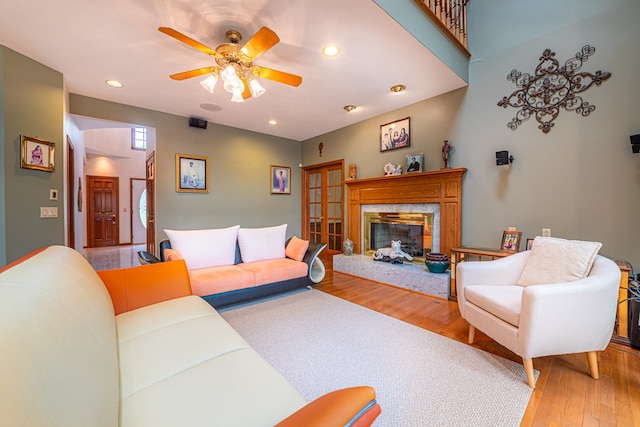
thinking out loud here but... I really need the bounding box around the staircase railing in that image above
[413,0,470,57]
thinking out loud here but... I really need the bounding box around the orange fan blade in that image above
[158,27,218,57]
[241,77,252,99]
[169,67,216,81]
[254,66,302,87]
[240,27,280,60]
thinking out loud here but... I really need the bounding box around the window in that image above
[139,189,147,228]
[132,127,147,151]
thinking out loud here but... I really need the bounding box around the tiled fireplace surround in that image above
[334,168,466,299]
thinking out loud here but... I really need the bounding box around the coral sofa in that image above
[0,245,380,427]
[143,224,327,308]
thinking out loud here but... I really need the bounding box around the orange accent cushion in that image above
[285,236,309,262]
[164,248,184,261]
[98,260,192,315]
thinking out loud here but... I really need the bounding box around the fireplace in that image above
[345,168,466,257]
[363,211,434,262]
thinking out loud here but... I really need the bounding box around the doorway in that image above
[87,175,119,248]
[302,160,344,269]
[130,178,146,245]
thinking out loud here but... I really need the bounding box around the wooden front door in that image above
[302,160,344,268]
[87,175,119,247]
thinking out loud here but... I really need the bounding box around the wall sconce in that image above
[631,134,640,153]
[496,150,514,166]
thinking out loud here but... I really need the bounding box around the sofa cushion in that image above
[285,236,310,262]
[116,295,306,426]
[516,236,602,286]
[164,226,240,270]
[239,258,309,286]
[189,265,256,296]
[238,224,287,263]
[464,285,524,327]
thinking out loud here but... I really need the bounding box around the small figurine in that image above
[442,140,452,168]
[372,240,414,264]
[348,163,357,180]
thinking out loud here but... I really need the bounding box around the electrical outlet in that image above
[542,228,551,237]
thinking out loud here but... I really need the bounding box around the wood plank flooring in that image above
[316,271,640,427]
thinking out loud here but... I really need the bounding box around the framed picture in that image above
[20,135,55,172]
[406,152,423,173]
[270,165,291,194]
[175,153,209,193]
[526,238,534,250]
[500,230,522,253]
[380,117,410,151]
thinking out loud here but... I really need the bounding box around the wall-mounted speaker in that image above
[189,117,208,129]
[630,134,640,154]
[496,150,514,166]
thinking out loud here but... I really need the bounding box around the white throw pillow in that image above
[516,236,602,286]
[164,225,240,270]
[237,224,287,263]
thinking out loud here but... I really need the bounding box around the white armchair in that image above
[456,240,620,388]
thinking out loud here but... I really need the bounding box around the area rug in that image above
[220,289,534,427]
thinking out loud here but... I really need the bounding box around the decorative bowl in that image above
[424,252,450,273]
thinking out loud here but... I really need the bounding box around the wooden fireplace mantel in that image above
[345,168,467,257]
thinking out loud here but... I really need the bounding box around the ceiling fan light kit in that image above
[159,26,302,103]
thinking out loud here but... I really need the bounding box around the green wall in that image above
[1,46,64,264]
[302,0,640,269]
[69,95,303,243]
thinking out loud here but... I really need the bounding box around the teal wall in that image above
[69,95,303,243]
[303,0,640,269]
[0,46,64,264]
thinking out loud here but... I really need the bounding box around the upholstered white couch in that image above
[0,245,380,427]
[141,224,327,308]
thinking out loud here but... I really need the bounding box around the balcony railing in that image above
[413,0,470,57]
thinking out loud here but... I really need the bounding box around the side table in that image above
[449,246,513,301]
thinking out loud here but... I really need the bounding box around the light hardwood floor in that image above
[316,271,640,427]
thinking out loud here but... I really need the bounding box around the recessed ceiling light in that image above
[344,105,357,112]
[105,79,123,88]
[390,84,406,93]
[200,103,222,112]
[322,45,340,57]
[268,120,278,125]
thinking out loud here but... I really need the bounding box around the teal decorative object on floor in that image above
[424,252,450,273]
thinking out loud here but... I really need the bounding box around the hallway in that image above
[83,244,145,271]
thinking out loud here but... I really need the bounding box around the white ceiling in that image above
[0,0,466,141]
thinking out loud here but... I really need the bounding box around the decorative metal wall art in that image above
[497,45,611,134]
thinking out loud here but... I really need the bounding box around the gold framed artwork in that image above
[500,230,522,253]
[21,135,55,172]
[175,153,209,193]
[270,165,291,194]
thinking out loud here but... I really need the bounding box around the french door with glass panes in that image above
[302,160,344,268]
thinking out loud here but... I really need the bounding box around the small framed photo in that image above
[380,117,410,151]
[526,238,535,250]
[406,152,423,173]
[21,135,55,172]
[175,153,209,193]
[500,230,522,253]
[271,165,291,194]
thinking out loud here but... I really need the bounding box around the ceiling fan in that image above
[158,26,302,103]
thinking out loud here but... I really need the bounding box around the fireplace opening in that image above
[363,212,433,262]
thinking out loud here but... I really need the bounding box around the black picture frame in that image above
[380,117,410,151]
